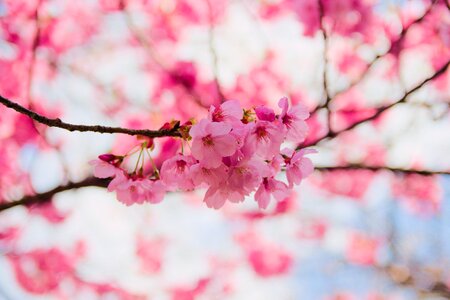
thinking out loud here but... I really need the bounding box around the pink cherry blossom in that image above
[115,178,166,206]
[190,119,238,168]
[208,100,243,123]
[226,158,268,199]
[282,148,316,187]
[278,97,309,142]
[8,248,75,294]
[246,120,284,160]
[203,181,253,209]
[160,154,197,191]
[202,158,270,209]
[90,99,313,209]
[190,163,229,187]
[254,105,275,122]
[255,177,290,209]
[89,159,120,178]
[107,170,129,192]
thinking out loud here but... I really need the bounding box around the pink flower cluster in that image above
[90,98,315,209]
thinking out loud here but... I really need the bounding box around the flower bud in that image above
[98,154,117,162]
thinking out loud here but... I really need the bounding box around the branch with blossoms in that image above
[0,97,314,211]
[88,98,314,209]
[0,57,448,212]
[1,163,448,213]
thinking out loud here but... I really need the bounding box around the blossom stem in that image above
[146,148,159,178]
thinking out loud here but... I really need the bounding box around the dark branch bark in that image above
[1,163,447,213]
[0,177,110,212]
[0,94,182,138]
[315,165,450,176]
[301,59,450,148]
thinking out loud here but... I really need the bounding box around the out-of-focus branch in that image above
[311,0,437,114]
[1,164,447,213]
[0,94,182,138]
[315,165,450,176]
[119,0,209,108]
[26,2,74,182]
[302,59,450,148]
[382,265,450,299]
[317,0,333,133]
[26,0,42,105]
[206,0,225,103]
[0,177,109,212]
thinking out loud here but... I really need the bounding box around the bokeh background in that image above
[0,0,449,299]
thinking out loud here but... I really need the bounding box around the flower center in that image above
[202,135,214,146]
[176,160,187,172]
[282,114,292,127]
[255,126,269,140]
[212,108,224,122]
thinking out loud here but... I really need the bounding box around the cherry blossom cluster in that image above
[90,98,315,209]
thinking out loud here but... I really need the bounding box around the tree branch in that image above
[0,163,447,213]
[206,0,225,103]
[26,0,42,105]
[382,265,450,299]
[315,165,450,176]
[310,0,437,114]
[0,177,110,212]
[301,59,450,148]
[318,0,333,133]
[0,94,182,138]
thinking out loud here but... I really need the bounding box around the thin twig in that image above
[206,0,226,103]
[0,94,182,138]
[1,162,448,213]
[318,0,333,133]
[310,0,437,115]
[26,0,42,106]
[315,165,450,176]
[301,59,449,148]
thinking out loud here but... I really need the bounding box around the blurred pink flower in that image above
[247,245,293,277]
[346,233,380,266]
